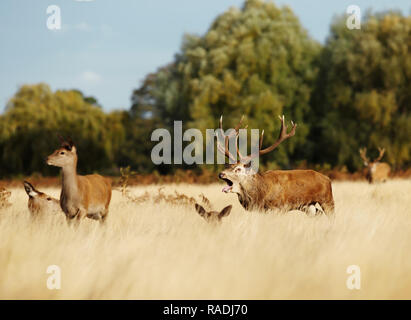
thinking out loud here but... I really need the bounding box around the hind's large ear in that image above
[219,205,232,219]
[195,203,206,217]
[61,139,76,152]
[67,137,76,153]
[67,137,74,148]
[57,133,65,144]
[23,181,37,197]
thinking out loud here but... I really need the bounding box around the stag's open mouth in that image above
[220,178,233,193]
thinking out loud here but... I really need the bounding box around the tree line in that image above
[0,0,410,177]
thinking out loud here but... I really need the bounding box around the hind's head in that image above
[194,203,232,223]
[23,181,60,216]
[46,136,77,168]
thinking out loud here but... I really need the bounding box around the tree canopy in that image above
[0,83,126,176]
[312,11,411,170]
[132,0,320,168]
[1,1,410,177]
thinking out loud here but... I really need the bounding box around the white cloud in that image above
[73,22,92,32]
[61,22,114,36]
[79,71,102,85]
[100,24,114,36]
[61,22,92,32]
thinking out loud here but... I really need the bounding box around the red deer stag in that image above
[46,137,112,223]
[217,115,334,215]
[359,147,390,183]
[23,181,61,217]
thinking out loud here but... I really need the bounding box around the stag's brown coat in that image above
[359,147,391,183]
[218,115,335,215]
[220,168,334,214]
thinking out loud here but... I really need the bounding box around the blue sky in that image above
[0,0,409,112]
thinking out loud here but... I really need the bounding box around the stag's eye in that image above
[47,197,52,201]
[60,152,65,155]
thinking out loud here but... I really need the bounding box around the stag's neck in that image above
[240,173,265,192]
[238,173,266,210]
[61,164,79,199]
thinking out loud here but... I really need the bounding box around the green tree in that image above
[72,89,102,108]
[312,11,411,170]
[132,0,320,168]
[116,111,165,174]
[0,83,125,177]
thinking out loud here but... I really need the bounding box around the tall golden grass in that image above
[0,180,410,299]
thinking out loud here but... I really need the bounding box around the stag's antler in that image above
[217,115,246,162]
[258,115,297,156]
[375,147,386,162]
[217,115,297,163]
[359,148,370,164]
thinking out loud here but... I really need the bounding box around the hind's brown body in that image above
[60,173,112,221]
[47,137,112,223]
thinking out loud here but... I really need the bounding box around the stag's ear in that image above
[219,205,232,219]
[195,203,206,217]
[244,161,252,168]
[23,181,38,197]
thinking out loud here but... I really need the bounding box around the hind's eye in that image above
[60,152,65,155]
[47,198,52,201]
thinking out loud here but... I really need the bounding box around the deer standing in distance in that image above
[359,147,391,183]
[194,203,232,223]
[217,115,335,216]
[46,136,112,224]
[23,181,61,217]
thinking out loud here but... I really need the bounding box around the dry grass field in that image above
[0,179,410,299]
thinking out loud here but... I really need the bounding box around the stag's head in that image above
[46,135,77,168]
[219,162,253,194]
[217,115,296,194]
[359,147,386,171]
